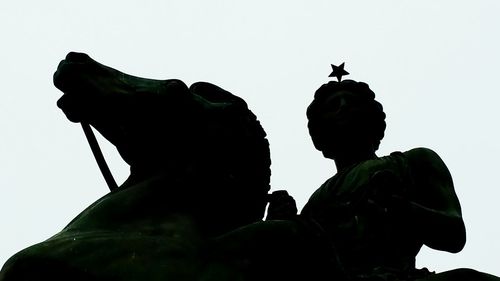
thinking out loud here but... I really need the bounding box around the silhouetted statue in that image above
[2,55,499,281]
[0,53,340,281]
[0,52,276,280]
[300,77,500,281]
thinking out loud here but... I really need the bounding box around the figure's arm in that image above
[404,147,466,253]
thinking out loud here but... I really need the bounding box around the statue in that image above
[2,56,499,280]
[297,64,500,281]
[0,53,339,281]
[0,52,275,280]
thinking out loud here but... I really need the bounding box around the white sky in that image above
[1,0,500,276]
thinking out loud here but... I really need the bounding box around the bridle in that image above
[81,123,118,191]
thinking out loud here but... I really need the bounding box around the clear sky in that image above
[1,0,499,275]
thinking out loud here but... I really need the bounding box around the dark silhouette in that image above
[0,53,339,281]
[2,55,499,281]
[300,78,500,280]
[0,52,276,280]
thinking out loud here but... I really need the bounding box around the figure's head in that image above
[306,80,386,160]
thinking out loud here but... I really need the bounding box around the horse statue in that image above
[0,52,281,280]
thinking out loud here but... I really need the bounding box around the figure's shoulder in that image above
[399,147,453,187]
[402,147,441,159]
[401,147,448,170]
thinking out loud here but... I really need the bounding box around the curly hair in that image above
[306,80,386,152]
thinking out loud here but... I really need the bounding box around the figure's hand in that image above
[266,190,298,220]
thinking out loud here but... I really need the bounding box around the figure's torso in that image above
[302,151,422,275]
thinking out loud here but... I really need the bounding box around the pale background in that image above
[1,0,499,275]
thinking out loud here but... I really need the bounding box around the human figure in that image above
[301,78,500,280]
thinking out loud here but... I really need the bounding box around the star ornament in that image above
[329,63,349,82]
